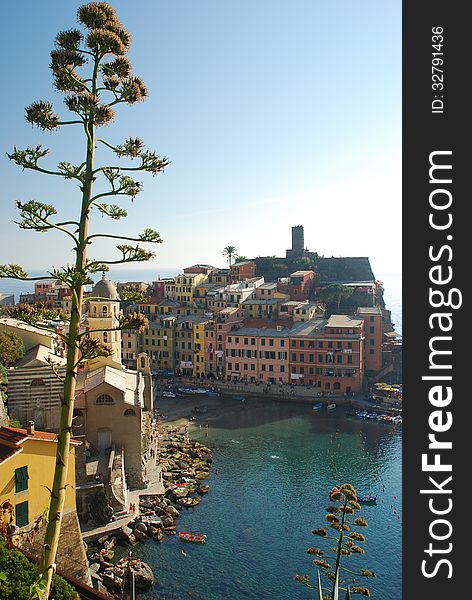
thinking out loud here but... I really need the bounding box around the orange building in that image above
[357,307,383,372]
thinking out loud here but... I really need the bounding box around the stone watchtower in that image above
[87,273,122,369]
[286,225,305,259]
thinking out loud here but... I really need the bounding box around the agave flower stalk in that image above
[1,3,168,597]
[295,484,376,598]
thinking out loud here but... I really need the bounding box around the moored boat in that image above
[178,531,206,544]
[312,402,323,410]
[366,412,378,419]
[357,495,377,505]
[356,410,368,418]
[327,403,336,410]
[232,395,246,402]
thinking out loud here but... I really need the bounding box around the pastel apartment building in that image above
[357,306,383,372]
[289,315,364,393]
[225,326,290,384]
[204,307,245,378]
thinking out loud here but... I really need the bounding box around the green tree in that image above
[0,538,75,600]
[320,284,354,313]
[0,3,168,595]
[222,245,238,267]
[295,484,375,598]
[0,332,25,367]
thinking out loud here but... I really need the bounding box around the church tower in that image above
[87,273,122,369]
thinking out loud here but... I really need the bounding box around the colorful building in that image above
[225,326,291,384]
[357,307,383,372]
[0,422,79,531]
[174,273,209,305]
[291,315,365,393]
[204,307,245,378]
[140,316,176,372]
[230,260,256,282]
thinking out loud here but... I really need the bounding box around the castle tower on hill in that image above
[87,273,122,369]
[286,225,305,259]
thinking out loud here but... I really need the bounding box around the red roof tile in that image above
[0,426,80,446]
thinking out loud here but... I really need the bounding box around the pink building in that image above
[204,307,244,378]
[225,325,290,384]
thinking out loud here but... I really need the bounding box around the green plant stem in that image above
[332,500,348,599]
[39,51,99,599]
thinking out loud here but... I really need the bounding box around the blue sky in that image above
[0,0,401,277]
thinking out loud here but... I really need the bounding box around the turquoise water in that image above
[134,399,402,599]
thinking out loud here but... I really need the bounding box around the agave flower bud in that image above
[78,2,118,30]
[311,528,327,537]
[104,22,131,52]
[102,56,131,80]
[94,104,115,126]
[56,29,83,51]
[120,76,148,103]
[51,49,86,69]
[354,518,368,527]
[25,101,60,130]
[54,70,86,93]
[352,587,371,597]
[349,532,366,543]
[306,547,324,556]
[313,559,331,570]
[87,28,126,55]
[325,513,340,524]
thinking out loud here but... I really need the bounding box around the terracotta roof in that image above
[0,426,81,446]
[0,445,22,465]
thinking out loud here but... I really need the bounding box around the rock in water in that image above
[130,561,155,589]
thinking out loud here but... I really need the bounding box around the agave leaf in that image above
[333,569,339,599]
[317,570,323,600]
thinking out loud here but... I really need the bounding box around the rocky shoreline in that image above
[86,431,213,596]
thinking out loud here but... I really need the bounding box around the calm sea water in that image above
[133,399,402,600]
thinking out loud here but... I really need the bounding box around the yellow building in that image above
[193,320,209,378]
[0,423,79,530]
[141,316,177,372]
[174,273,208,305]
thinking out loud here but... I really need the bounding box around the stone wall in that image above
[18,508,91,587]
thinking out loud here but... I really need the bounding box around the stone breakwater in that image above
[86,433,213,596]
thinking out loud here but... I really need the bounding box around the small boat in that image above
[357,495,377,505]
[377,414,388,420]
[178,531,206,544]
[312,402,323,410]
[392,415,403,424]
[232,395,246,402]
[207,391,221,397]
[194,388,208,395]
[366,412,378,419]
[327,403,337,411]
[356,410,368,418]
[162,391,176,398]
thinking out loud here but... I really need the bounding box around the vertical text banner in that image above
[403,1,467,598]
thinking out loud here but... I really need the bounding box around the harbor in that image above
[84,394,402,599]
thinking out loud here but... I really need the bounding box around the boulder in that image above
[134,529,148,542]
[166,505,179,518]
[135,522,148,534]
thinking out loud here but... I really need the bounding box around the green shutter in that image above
[15,501,29,528]
[15,466,29,493]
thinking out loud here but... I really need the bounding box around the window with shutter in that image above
[15,466,29,493]
[15,501,29,528]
